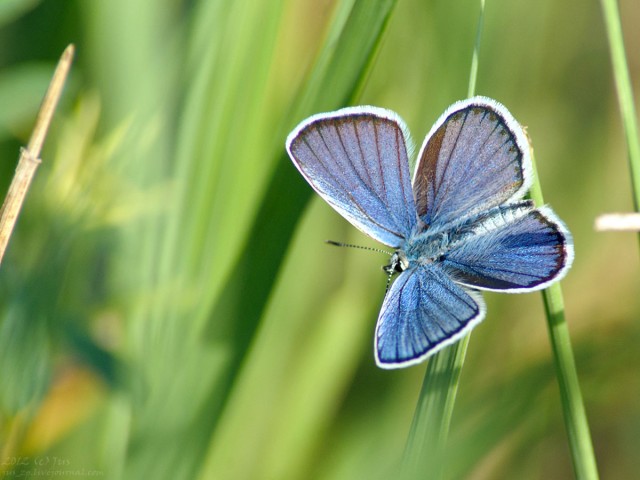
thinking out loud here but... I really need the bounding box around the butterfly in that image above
[286,96,573,369]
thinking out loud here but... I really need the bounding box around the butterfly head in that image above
[383,250,409,275]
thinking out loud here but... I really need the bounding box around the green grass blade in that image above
[599,0,640,216]
[197,1,397,478]
[402,2,484,478]
[528,153,600,480]
[200,0,397,357]
[401,335,470,479]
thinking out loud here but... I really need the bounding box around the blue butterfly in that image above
[286,97,574,369]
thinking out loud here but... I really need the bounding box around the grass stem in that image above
[528,152,600,480]
[0,44,74,266]
[599,0,640,220]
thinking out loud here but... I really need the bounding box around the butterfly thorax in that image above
[385,229,455,274]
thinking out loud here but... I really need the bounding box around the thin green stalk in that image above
[404,1,598,478]
[466,0,484,99]
[402,2,484,478]
[402,336,470,479]
[599,0,640,218]
[528,154,599,480]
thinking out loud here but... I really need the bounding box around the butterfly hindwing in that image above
[442,202,574,291]
[287,107,418,247]
[413,97,532,228]
[375,265,486,368]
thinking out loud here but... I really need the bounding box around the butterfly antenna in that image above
[325,240,391,255]
[326,240,396,295]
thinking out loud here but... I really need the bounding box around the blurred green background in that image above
[0,0,638,479]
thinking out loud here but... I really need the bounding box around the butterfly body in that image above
[286,97,573,369]
[396,229,447,267]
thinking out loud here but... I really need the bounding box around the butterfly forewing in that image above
[375,265,485,368]
[287,107,417,247]
[414,98,531,228]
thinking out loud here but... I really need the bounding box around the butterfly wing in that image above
[442,202,574,292]
[414,97,532,228]
[287,107,417,247]
[375,264,485,368]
